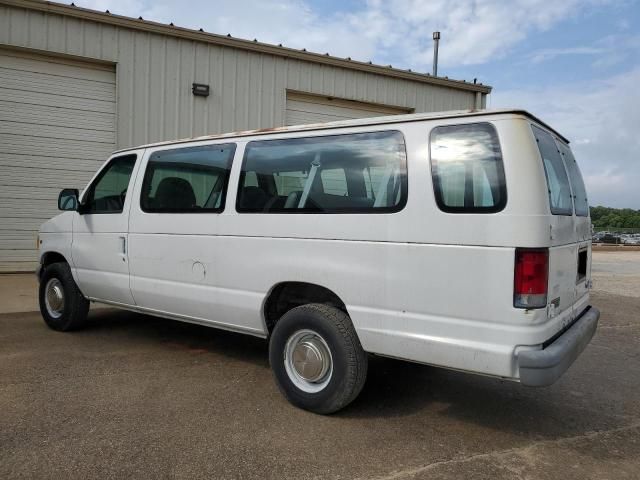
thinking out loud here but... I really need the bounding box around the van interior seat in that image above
[93,195,124,212]
[309,192,375,209]
[240,188,376,211]
[155,177,196,209]
[240,186,270,210]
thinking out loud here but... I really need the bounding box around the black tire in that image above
[39,261,89,332]
[269,303,368,414]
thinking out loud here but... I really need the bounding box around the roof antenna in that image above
[432,31,440,77]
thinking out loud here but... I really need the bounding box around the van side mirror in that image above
[58,189,79,211]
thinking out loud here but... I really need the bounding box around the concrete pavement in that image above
[0,273,105,315]
[0,273,38,314]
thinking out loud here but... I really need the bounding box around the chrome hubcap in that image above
[44,278,64,318]
[284,330,333,393]
[292,338,330,381]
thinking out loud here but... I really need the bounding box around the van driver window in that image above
[84,154,137,214]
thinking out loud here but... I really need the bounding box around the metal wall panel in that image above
[0,3,483,271]
[0,3,479,151]
[285,92,411,125]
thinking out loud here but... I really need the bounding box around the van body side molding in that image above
[518,306,599,387]
[87,297,268,338]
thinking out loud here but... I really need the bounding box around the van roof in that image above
[114,108,569,153]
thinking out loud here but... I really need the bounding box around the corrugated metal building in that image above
[0,0,491,272]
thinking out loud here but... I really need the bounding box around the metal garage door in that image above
[0,49,116,272]
[285,91,411,126]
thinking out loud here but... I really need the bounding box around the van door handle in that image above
[120,236,126,254]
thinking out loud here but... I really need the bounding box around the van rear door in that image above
[531,125,591,325]
[557,141,592,311]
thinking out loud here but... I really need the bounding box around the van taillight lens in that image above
[514,248,548,309]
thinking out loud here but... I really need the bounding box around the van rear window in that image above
[557,142,589,217]
[430,123,506,213]
[531,125,573,216]
[236,131,407,213]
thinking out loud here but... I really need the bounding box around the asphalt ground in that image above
[1,252,639,479]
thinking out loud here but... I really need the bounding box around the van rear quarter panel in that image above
[127,114,569,379]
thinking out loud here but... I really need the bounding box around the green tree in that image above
[590,205,640,230]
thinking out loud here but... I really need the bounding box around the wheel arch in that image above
[262,281,348,335]
[38,251,69,279]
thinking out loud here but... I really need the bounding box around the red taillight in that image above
[514,248,548,309]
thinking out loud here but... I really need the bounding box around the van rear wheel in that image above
[39,262,89,331]
[269,303,367,414]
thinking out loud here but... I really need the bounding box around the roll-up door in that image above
[0,49,116,272]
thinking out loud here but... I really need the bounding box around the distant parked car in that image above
[601,234,622,244]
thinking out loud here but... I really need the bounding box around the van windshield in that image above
[557,142,589,217]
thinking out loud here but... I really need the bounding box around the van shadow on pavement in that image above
[80,302,635,446]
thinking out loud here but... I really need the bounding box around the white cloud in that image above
[617,18,631,30]
[529,47,605,64]
[77,0,147,16]
[492,68,640,208]
[524,33,640,70]
[371,0,609,67]
[590,33,640,69]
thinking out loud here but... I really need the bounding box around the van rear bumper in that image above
[518,306,600,387]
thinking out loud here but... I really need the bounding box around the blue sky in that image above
[81,0,640,208]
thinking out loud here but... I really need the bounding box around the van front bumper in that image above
[517,306,600,387]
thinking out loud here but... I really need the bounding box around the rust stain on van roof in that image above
[113,109,569,154]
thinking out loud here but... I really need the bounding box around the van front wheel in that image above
[39,262,89,331]
[269,303,368,414]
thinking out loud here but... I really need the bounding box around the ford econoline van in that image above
[37,109,599,413]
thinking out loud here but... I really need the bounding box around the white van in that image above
[37,109,599,414]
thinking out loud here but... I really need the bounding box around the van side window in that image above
[83,154,137,214]
[140,144,235,213]
[557,142,589,217]
[531,125,573,216]
[236,131,407,213]
[430,123,506,213]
